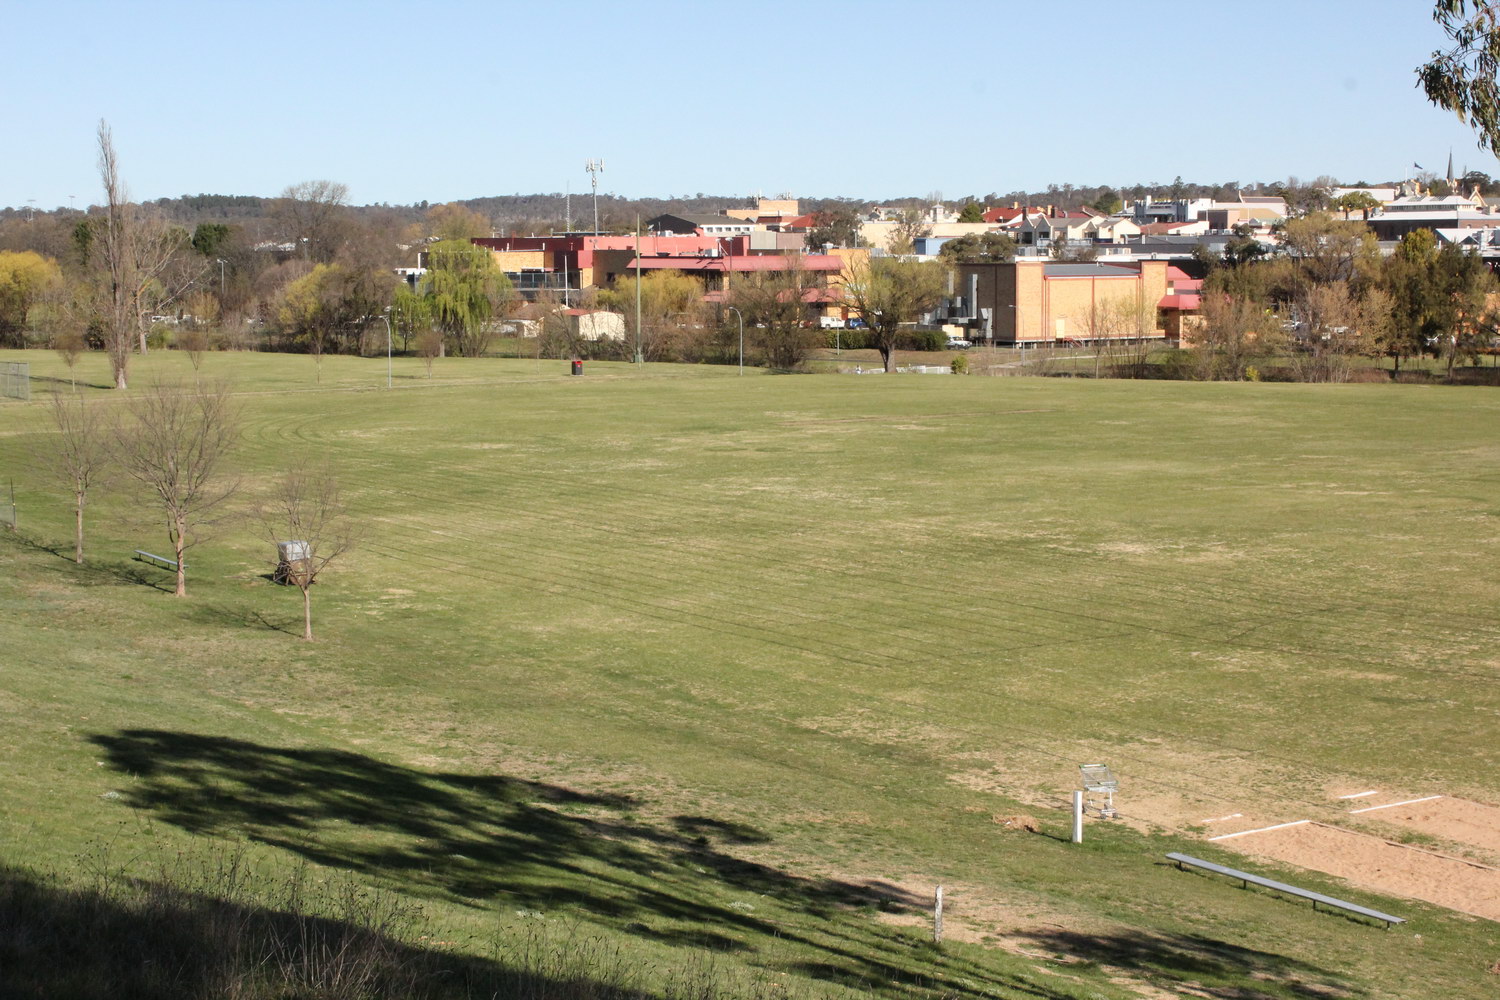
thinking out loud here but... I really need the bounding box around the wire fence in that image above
[0,362,30,401]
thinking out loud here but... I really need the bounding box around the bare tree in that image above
[1193,294,1286,380]
[52,329,86,390]
[37,394,112,564]
[1078,290,1160,377]
[258,463,356,641]
[415,326,443,378]
[1293,283,1388,383]
[176,290,217,370]
[115,379,240,597]
[96,121,137,390]
[91,121,203,386]
[275,181,352,264]
[130,218,202,354]
[729,266,819,371]
[888,207,932,254]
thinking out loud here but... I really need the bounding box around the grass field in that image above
[2,347,1499,998]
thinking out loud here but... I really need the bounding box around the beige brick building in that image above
[958,260,1184,344]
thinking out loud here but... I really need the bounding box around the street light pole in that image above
[726,306,744,375]
[634,216,644,365]
[381,310,393,389]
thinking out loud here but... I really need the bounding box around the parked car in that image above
[945,338,972,350]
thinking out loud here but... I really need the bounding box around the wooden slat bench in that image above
[1166,852,1404,928]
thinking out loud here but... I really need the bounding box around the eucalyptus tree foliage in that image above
[1420,1,1500,155]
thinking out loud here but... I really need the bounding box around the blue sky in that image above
[1,0,1492,209]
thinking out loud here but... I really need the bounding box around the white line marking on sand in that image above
[1208,819,1310,841]
[1201,813,1243,824]
[1349,795,1443,814]
[1337,790,1379,799]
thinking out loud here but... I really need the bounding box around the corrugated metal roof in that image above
[1044,263,1139,278]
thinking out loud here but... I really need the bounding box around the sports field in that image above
[2,348,1498,998]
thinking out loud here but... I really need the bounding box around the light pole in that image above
[380,308,393,389]
[726,306,744,375]
[634,217,644,365]
[216,258,227,294]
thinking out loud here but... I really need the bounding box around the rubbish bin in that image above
[570,358,583,376]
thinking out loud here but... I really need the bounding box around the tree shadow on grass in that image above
[87,730,918,931]
[1011,928,1364,999]
[85,730,1095,1000]
[7,532,176,593]
[0,861,661,1000]
[184,599,300,635]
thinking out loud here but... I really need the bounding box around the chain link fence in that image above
[0,362,30,401]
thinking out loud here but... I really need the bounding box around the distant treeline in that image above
[0,175,1433,235]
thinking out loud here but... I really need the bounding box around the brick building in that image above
[958,260,1198,344]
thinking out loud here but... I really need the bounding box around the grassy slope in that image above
[2,348,1498,998]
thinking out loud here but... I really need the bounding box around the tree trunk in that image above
[75,495,84,565]
[114,364,128,390]
[302,585,313,641]
[173,516,187,597]
[881,343,895,373]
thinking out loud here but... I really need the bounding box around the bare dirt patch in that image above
[992,814,1041,833]
[1359,797,1500,859]
[1221,821,1500,921]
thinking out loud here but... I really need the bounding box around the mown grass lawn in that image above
[2,347,1498,998]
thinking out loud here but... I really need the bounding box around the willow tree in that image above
[422,239,514,357]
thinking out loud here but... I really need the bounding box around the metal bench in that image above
[1166,852,1405,928]
[134,549,179,571]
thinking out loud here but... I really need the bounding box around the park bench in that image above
[134,549,179,571]
[1165,852,1405,928]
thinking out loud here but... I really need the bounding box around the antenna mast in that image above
[585,158,604,235]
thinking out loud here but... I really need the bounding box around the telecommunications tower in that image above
[585,159,604,235]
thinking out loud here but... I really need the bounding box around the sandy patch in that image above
[1359,796,1500,858]
[1220,821,1500,921]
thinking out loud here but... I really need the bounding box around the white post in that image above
[933,885,943,943]
[1072,790,1084,844]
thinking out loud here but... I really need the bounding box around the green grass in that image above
[2,346,1499,998]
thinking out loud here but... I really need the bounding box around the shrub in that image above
[951,353,969,375]
[900,329,946,352]
[825,329,867,350]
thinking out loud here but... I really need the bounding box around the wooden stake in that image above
[933,885,943,943]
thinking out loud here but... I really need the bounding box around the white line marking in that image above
[1337,790,1379,800]
[1200,813,1243,823]
[1208,819,1310,841]
[1349,795,1443,814]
